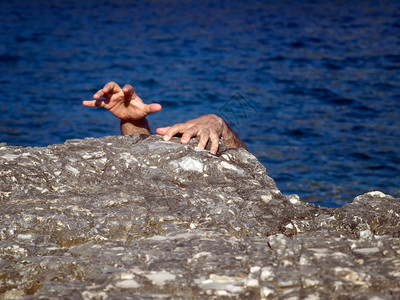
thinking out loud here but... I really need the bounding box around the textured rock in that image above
[0,135,399,299]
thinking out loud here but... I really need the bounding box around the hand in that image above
[156,114,227,154]
[82,82,162,122]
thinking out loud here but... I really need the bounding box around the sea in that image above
[1,0,399,207]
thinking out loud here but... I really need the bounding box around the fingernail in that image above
[181,138,188,143]
[163,135,169,141]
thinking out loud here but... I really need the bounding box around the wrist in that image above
[219,117,247,150]
[120,118,148,127]
[120,118,151,135]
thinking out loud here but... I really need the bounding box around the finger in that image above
[147,103,162,114]
[156,126,171,135]
[93,89,105,99]
[181,126,198,144]
[122,84,135,99]
[103,81,121,94]
[209,132,220,154]
[82,100,105,108]
[163,124,185,141]
[197,131,210,150]
[82,100,96,107]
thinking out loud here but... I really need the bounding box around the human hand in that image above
[82,82,162,122]
[156,114,227,154]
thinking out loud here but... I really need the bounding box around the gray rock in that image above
[0,135,399,299]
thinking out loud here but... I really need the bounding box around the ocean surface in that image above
[1,0,399,207]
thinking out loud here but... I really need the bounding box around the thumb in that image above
[147,103,162,114]
[156,127,170,135]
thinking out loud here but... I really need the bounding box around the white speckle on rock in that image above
[120,153,139,168]
[388,270,400,277]
[285,223,294,230]
[309,248,329,253]
[367,191,387,198]
[115,279,140,289]
[250,266,261,274]
[261,194,272,202]
[332,252,349,258]
[192,252,212,260]
[17,233,33,240]
[81,151,106,160]
[179,157,203,172]
[299,256,309,266]
[221,154,231,161]
[120,273,135,280]
[46,247,59,251]
[35,186,49,194]
[215,290,229,296]
[245,278,259,288]
[359,229,373,240]
[353,247,380,255]
[5,245,27,257]
[98,157,108,165]
[312,252,331,259]
[66,165,80,175]
[219,161,240,172]
[198,274,245,293]
[292,222,302,233]
[260,267,274,280]
[271,189,281,195]
[2,154,20,161]
[82,290,109,300]
[261,286,275,298]
[144,270,176,285]
[281,259,294,268]
[333,267,369,285]
[303,279,322,289]
[288,194,300,204]
[155,141,182,148]
[111,247,125,252]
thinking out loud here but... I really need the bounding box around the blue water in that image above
[1,0,399,207]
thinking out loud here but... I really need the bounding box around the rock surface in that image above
[0,135,399,299]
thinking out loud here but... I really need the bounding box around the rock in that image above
[0,134,399,299]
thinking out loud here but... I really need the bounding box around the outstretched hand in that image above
[156,114,229,154]
[83,84,246,151]
[82,82,162,122]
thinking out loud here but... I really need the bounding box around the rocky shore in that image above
[1,135,399,299]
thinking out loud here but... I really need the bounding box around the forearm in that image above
[120,119,151,135]
[221,120,247,150]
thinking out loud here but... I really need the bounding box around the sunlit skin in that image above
[83,82,246,154]
[156,114,247,154]
[82,81,161,135]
